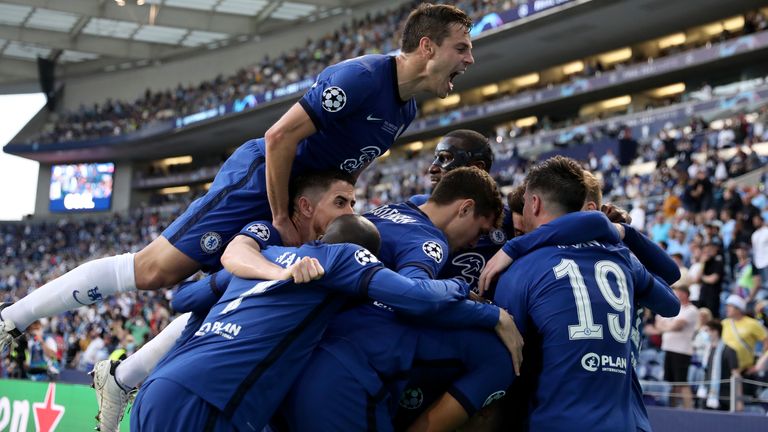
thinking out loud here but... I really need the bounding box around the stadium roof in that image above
[0,0,372,84]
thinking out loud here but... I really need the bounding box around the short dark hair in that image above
[401,3,473,53]
[289,170,356,217]
[444,129,494,171]
[507,184,525,215]
[705,319,722,337]
[429,167,503,226]
[526,156,586,215]
[322,214,381,255]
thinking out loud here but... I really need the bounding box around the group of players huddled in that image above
[0,4,683,431]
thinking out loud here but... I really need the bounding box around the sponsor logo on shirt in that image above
[340,146,381,173]
[451,252,486,285]
[581,352,627,374]
[195,320,243,340]
[200,232,222,254]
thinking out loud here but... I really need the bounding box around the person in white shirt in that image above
[646,285,699,408]
[751,215,768,291]
[629,200,646,232]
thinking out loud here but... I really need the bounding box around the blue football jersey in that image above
[366,202,449,278]
[254,55,416,176]
[494,241,657,432]
[409,194,511,292]
[146,240,470,432]
[312,202,500,402]
[149,242,383,431]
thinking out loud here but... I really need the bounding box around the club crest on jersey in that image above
[246,223,271,242]
[200,231,222,254]
[489,228,506,245]
[354,249,379,266]
[482,390,506,407]
[422,241,444,263]
[399,387,424,410]
[321,86,346,112]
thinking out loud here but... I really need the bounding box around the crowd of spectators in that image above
[7,63,768,422]
[28,0,517,145]
[0,209,175,381]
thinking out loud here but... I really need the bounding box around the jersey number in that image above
[553,259,631,343]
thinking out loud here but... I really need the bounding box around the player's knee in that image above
[133,238,200,290]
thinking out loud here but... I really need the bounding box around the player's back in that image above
[495,241,647,432]
[148,241,382,431]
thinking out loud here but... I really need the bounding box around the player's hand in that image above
[478,249,513,296]
[601,203,632,224]
[287,257,325,283]
[495,308,523,376]
[273,216,301,246]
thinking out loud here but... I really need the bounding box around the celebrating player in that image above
[93,170,356,431]
[279,167,522,431]
[493,157,679,431]
[130,214,480,432]
[0,3,475,353]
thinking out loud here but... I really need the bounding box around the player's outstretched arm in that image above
[635,271,680,317]
[501,212,619,261]
[478,212,620,295]
[221,235,290,281]
[365,269,467,316]
[265,103,317,246]
[621,223,680,285]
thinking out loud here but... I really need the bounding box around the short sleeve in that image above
[396,237,449,280]
[237,221,282,249]
[300,63,376,131]
[320,244,385,297]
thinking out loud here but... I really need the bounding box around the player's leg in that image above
[130,378,231,432]
[95,313,192,432]
[0,237,198,352]
[280,348,394,432]
[1,139,269,350]
[0,252,137,351]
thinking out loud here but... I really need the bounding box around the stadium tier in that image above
[2,1,768,431]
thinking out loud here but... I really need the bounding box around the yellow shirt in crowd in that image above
[722,316,768,369]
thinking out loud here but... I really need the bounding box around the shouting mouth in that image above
[448,70,465,92]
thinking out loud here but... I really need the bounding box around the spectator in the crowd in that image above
[646,285,699,408]
[699,320,741,411]
[751,214,768,291]
[731,243,758,303]
[629,200,646,232]
[721,294,768,372]
[699,242,725,316]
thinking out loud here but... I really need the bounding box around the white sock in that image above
[3,253,136,331]
[115,312,191,389]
